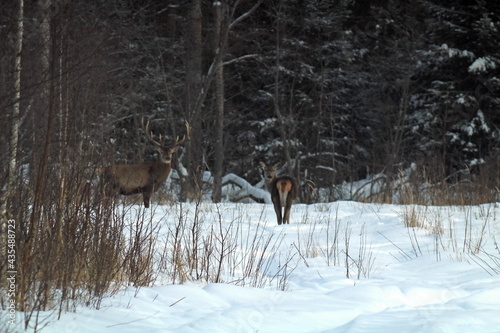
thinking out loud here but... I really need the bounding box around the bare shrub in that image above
[155,203,293,288]
[0,160,163,331]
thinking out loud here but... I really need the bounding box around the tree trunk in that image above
[212,1,225,203]
[183,0,203,201]
[273,3,293,176]
[56,17,69,245]
[0,0,24,287]
[182,0,263,201]
[1,0,23,218]
[28,0,56,311]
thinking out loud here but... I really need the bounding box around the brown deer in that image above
[101,118,190,208]
[259,162,298,225]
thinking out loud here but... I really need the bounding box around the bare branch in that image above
[223,54,259,66]
[229,0,264,29]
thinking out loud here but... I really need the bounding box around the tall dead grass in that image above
[0,163,159,332]
[155,202,290,289]
[362,157,499,206]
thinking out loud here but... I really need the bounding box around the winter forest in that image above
[1,0,500,204]
[1,0,500,329]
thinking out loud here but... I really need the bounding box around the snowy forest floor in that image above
[4,200,500,333]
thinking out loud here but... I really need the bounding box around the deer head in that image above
[102,118,190,208]
[259,161,281,189]
[142,117,190,164]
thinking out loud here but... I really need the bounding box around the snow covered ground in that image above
[5,201,500,332]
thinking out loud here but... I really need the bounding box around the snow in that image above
[439,44,474,60]
[4,201,500,333]
[476,110,490,133]
[469,56,497,74]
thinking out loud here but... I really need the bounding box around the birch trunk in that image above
[1,0,23,219]
[0,0,24,309]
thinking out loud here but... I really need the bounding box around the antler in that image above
[142,117,190,149]
[170,121,191,149]
[142,116,164,148]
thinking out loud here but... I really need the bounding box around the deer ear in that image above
[273,162,281,169]
[259,161,266,169]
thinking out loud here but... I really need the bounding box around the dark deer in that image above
[259,162,298,225]
[101,119,190,208]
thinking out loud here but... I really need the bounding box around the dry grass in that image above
[155,202,288,288]
[0,164,162,331]
[2,156,498,332]
[361,158,499,206]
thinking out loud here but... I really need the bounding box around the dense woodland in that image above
[1,0,500,321]
[1,0,500,205]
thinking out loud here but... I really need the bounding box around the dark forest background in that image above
[1,0,500,323]
[1,0,499,205]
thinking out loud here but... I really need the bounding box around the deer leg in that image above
[101,182,116,207]
[274,205,283,225]
[272,197,283,225]
[283,199,293,224]
[143,185,154,208]
[283,193,293,224]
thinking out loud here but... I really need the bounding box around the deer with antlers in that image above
[259,162,298,225]
[101,118,190,208]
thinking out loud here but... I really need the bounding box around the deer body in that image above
[102,119,189,208]
[259,162,298,225]
[103,160,171,208]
